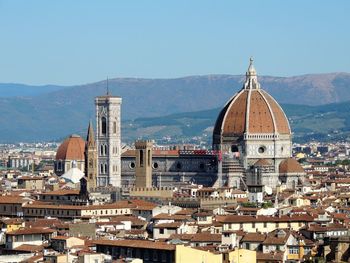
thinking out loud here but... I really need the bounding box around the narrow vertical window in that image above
[101,117,107,135]
[113,122,117,134]
[140,150,144,167]
[148,150,151,167]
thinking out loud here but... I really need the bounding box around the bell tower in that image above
[135,140,153,188]
[85,121,97,190]
[95,87,122,187]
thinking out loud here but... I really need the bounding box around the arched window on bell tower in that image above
[101,117,107,135]
[104,145,108,155]
[140,150,144,167]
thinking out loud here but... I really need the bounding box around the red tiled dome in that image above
[213,89,290,137]
[213,59,290,145]
[55,134,85,161]
[254,159,272,167]
[279,158,304,173]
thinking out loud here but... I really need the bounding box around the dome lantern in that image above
[244,57,260,90]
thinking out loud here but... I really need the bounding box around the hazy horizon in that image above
[0,0,349,85]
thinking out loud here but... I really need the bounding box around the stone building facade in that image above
[121,149,218,187]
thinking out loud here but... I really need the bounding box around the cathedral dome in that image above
[254,159,272,167]
[56,134,86,161]
[279,158,304,174]
[213,59,291,144]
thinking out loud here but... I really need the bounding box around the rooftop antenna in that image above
[106,77,110,96]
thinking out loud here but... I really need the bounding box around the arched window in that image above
[100,145,104,156]
[104,164,108,174]
[231,145,239,153]
[101,117,107,135]
[176,162,182,170]
[104,145,108,155]
[100,164,104,173]
[140,150,144,167]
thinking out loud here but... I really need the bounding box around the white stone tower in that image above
[95,91,122,187]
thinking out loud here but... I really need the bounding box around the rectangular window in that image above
[159,229,164,234]
[153,250,158,261]
[162,252,167,262]
[113,122,117,134]
[289,247,299,254]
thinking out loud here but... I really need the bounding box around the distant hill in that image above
[0,83,66,97]
[123,101,350,144]
[0,72,350,142]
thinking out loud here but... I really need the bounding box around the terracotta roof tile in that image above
[13,244,44,252]
[40,189,80,196]
[7,227,55,235]
[190,233,221,243]
[242,232,266,242]
[257,251,284,262]
[219,214,314,223]
[279,158,304,173]
[155,222,183,228]
[0,196,28,204]
[152,213,192,221]
[93,239,175,251]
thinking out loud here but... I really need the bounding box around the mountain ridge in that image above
[0,72,350,142]
[122,100,350,144]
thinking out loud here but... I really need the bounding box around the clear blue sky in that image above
[0,0,349,85]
